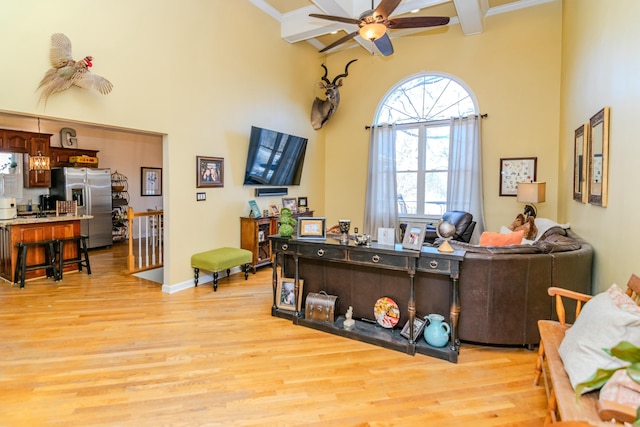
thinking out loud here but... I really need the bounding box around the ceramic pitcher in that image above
[424,314,450,347]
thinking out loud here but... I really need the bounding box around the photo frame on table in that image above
[248,200,261,218]
[401,316,427,340]
[282,197,297,212]
[276,278,304,312]
[499,157,537,196]
[270,204,279,216]
[141,167,162,196]
[298,197,308,208]
[402,223,425,250]
[297,217,326,240]
[196,156,224,188]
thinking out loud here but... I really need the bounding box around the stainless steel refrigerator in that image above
[50,168,113,249]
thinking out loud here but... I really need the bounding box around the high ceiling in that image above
[249,0,553,55]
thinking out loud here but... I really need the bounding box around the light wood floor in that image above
[0,243,547,426]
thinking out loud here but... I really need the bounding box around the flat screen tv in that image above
[243,126,308,186]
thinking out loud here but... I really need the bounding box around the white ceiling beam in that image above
[452,0,488,35]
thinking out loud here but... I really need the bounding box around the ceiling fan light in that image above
[359,23,386,41]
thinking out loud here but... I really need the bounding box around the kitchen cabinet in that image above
[1,130,30,153]
[49,147,99,167]
[23,133,53,188]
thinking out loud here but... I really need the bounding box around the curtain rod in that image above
[364,113,488,130]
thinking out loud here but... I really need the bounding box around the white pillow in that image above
[558,284,640,393]
[533,217,570,241]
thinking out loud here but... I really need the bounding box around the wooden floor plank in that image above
[0,243,547,426]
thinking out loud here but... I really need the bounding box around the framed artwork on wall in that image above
[196,156,224,188]
[499,157,537,196]
[141,167,162,196]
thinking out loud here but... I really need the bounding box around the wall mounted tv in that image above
[243,126,308,186]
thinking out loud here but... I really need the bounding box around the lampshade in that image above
[517,182,546,204]
[359,23,386,41]
[29,152,50,171]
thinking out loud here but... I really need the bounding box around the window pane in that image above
[425,126,449,171]
[424,171,447,216]
[395,129,418,172]
[397,172,417,215]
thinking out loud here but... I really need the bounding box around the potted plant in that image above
[9,161,17,173]
[278,208,297,238]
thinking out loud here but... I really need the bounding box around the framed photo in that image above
[401,316,427,341]
[248,200,261,218]
[141,167,162,196]
[499,157,537,196]
[297,217,326,239]
[282,197,298,212]
[402,223,426,250]
[196,156,224,188]
[298,197,308,208]
[270,204,279,216]
[276,278,304,312]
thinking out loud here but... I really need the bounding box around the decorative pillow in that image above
[558,284,640,393]
[479,230,524,246]
[599,369,640,415]
[533,218,570,241]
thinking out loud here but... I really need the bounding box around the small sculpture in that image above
[343,306,355,329]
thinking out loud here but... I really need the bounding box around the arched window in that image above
[375,73,477,217]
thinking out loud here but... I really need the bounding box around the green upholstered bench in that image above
[191,247,252,291]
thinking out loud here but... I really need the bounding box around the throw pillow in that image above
[558,284,640,393]
[479,230,524,246]
[599,369,640,417]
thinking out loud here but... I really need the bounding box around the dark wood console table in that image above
[270,236,465,362]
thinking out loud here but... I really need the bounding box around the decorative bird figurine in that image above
[37,33,113,105]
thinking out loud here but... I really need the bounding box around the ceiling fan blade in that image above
[319,30,360,53]
[385,16,450,29]
[309,13,362,26]
[373,0,401,21]
[373,33,394,56]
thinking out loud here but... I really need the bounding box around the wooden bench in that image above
[191,247,252,291]
[534,274,640,425]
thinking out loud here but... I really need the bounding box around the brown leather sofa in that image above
[416,228,593,347]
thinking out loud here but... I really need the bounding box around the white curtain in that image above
[447,116,485,244]
[364,124,398,240]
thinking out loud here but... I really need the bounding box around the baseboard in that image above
[161,266,244,294]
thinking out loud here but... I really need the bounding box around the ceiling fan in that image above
[309,0,450,56]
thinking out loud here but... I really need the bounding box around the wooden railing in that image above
[127,207,164,273]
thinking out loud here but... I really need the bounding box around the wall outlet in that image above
[196,192,206,201]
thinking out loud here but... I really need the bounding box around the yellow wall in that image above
[0,0,323,287]
[321,1,563,233]
[560,0,640,291]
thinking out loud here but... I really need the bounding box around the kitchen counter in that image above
[0,215,93,226]
[0,216,91,284]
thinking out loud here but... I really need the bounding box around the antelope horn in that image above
[332,59,358,85]
[320,64,330,84]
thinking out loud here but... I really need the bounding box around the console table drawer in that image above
[274,241,296,254]
[348,251,410,269]
[297,245,347,261]
[417,256,452,274]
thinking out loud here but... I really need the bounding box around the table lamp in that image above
[517,181,546,218]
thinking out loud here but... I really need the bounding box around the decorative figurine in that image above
[338,219,351,244]
[344,306,355,329]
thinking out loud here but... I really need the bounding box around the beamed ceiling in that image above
[249,0,554,56]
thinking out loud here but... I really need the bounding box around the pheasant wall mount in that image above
[37,33,113,105]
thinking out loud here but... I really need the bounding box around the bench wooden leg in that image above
[213,272,219,292]
[243,263,249,280]
[534,340,545,386]
[194,268,200,286]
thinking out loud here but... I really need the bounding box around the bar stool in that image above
[55,235,91,280]
[14,240,59,288]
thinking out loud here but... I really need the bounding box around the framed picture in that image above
[499,157,537,196]
[298,197,308,208]
[297,217,326,239]
[276,278,304,312]
[573,124,589,203]
[196,156,224,188]
[282,197,297,212]
[141,167,162,196]
[401,316,427,341]
[402,223,426,250]
[270,204,279,216]
[248,200,261,218]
